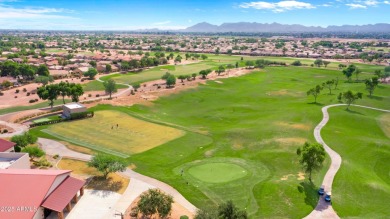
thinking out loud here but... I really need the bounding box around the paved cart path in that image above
[304,104,390,219]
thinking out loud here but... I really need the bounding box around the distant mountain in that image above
[182,22,390,33]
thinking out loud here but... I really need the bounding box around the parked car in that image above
[318,185,325,195]
[325,192,332,202]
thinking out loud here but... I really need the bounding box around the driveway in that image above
[46,190,121,219]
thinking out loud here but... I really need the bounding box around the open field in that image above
[321,107,390,218]
[101,53,385,85]
[34,66,390,218]
[42,110,185,157]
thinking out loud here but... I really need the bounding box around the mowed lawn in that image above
[321,107,390,218]
[42,110,185,157]
[123,66,389,218]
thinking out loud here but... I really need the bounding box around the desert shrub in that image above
[88,94,92,97]
[27,92,30,96]
[23,88,27,92]
[15,89,19,93]
[53,154,59,159]
[14,96,17,98]
[0,92,4,96]
[29,99,36,103]
[96,94,100,97]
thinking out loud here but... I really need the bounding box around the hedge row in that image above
[29,111,94,128]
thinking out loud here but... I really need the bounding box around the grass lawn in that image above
[321,106,390,218]
[34,65,389,218]
[32,115,61,123]
[58,158,129,194]
[82,80,128,91]
[41,110,185,158]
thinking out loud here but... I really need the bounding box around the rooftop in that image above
[0,152,26,169]
[64,102,85,109]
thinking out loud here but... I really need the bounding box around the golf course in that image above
[31,61,390,218]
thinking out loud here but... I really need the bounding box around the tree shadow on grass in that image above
[366,95,383,101]
[307,102,325,106]
[345,108,365,116]
[297,181,318,208]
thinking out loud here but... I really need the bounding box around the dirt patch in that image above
[275,122,311,131]
[232,141,244,150]
[124,197,194,219]
[280,174,294,180]
[297,172,305,180]
[204,149,215,157]
[128,163,137,170]
[266,89,303,97]
[274,138,307,145]
[215,81,223,84]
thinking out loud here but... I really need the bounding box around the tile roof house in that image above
[0,169,85,219]
[0,138,16,152]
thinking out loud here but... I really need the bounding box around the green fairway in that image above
[0,99,71,116]
[100,54,384,85]
[322,106,390,218]
[34,65,390,218]
[82,80,128,91]
[188,162,248,183]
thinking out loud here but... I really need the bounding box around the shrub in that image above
[96,94,100,97]
[23,88,27,92]
[27,92,30,96]
[53,154,59,159]
[35,99,38,102]
[29,99,36,103]
[34,157,52,168]
[180,216,189,219]
[2,129,8,133]
[22,146,45,159]
[15,89,20,93]
[88,94,92,97]
[14,96,17,98]
[0,92,4,96]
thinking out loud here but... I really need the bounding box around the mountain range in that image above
[179,22,390,33]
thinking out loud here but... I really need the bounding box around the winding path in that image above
[304,104,390,219]
[38,138,197,217]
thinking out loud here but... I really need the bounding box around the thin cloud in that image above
[0,5,75,19]
[152,20,171,25]
[239,1,315,12]
[346,3,367,8]
[383,0,390,4]
[364,0,379,6]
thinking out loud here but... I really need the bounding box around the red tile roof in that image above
[41,176,85,212]
[0,169,71,219]
[0,138,16,152]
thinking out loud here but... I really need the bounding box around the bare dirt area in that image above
[104,68,253,107]
[124,197,194,219]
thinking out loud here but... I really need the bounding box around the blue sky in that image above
[0,0,389,30]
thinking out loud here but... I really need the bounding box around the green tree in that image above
[178,75,186,83]
[365,77,379,96]
[291,60,302,66]
[21,146,45,161]
[201,54,208,60]
[166,75,176,88]
[314,59,323,67]
[37,84,59,108]
[192,73,197,80]
[69,83,84,102]
[323,61,330,68]
[88,154,127,179]
[58,81,70,104]
[84,68,98,80]
[342,64,356,81]
[34,75,54,85]
[342,90,363,110]
[103,79,117,99]
[37,64,50,76]
[306,85,323,103]
[199,69,212,79]
[322,79,334,95]
[105,64,112,73]
[334,77,339,90]
[216,65,225,76]
[89,60,97,68]
[297,142,326,182]
[218,201,248,219]
[136,189,174,218]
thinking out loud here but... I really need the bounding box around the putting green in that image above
[33,118,51,123]
[188,162,248,183]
